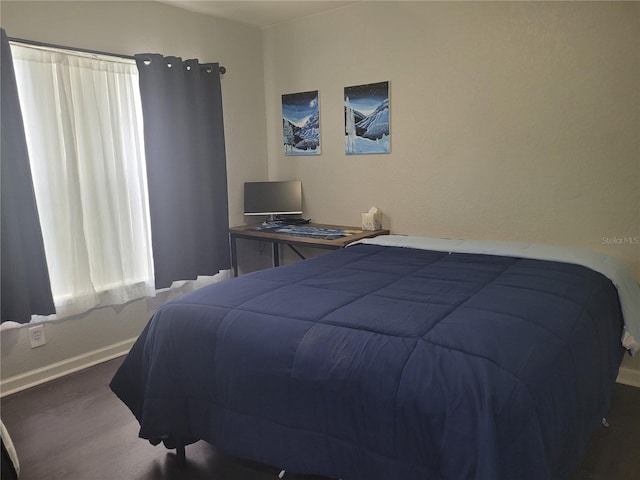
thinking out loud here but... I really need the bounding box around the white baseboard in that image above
[0,337,137,398]
[616,366,640,388]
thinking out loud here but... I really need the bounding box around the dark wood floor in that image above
[1,357,639,480]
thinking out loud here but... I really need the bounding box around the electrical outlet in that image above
[29,325,46,348]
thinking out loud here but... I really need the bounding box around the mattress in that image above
[111,237,628,479]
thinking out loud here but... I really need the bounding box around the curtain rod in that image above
[8,36,226,74]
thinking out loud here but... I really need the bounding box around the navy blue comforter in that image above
[110,244,624,480]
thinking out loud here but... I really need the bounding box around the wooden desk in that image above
[229,223,390,276]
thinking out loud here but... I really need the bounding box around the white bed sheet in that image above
[353,235,640,355]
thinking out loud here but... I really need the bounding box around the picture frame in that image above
[344,81,390,155]
[282,90,321,156]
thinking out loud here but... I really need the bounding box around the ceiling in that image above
[160,1,360,28]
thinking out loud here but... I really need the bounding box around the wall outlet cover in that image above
[29,325,46,348]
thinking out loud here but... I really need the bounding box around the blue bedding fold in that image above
[111,244,624,479]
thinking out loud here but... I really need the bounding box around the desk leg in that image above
[230,234,238,277]
[272,242,280,268]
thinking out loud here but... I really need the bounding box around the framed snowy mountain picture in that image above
[344,81,390,155]
[282,90,321,156]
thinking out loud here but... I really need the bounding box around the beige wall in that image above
[0,0,268,385]
[264,1,639,277]
[262,1,640,380]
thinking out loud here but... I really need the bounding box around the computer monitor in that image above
[243,180,302,219]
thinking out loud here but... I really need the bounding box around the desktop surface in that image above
[229,222,389,248]
[248,222,364,240]
[229,223,390,276]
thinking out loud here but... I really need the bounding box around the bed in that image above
[110,235,640,480]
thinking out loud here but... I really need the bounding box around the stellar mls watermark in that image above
[601,236,639,245]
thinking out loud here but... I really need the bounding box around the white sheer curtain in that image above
[11,43,155,318]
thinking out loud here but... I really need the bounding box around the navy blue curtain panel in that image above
[135,54,230,289]
[1,29,56,322]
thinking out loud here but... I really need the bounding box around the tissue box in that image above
[361,211,382,231]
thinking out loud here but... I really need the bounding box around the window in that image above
[10,43,155,318]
